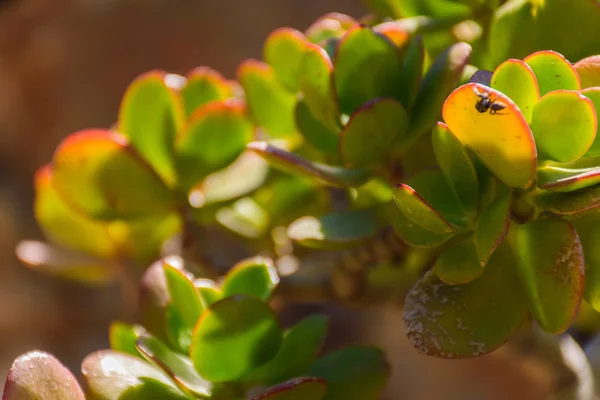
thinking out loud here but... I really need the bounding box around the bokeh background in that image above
[0,1,574,398]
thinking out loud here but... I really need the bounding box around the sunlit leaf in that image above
[491,58,540,122]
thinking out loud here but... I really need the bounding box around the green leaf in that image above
[238,60,297,138]
[245,315,328,385]
[295,99,339,154]
[340,98,408,167]
[3,351,85,400]
[190,294,282,382]
[221,256,279,301]
[397,35,424,110]
[524,50,580,96]
[136,333,212,398]
[216,197,270,239]
[435,236,483,285]
[333,25,404,115]
[247,141,370,187]
[509,218,584,333]
[264,28,308,92]
[299,43,341,133]
[52,130,175,220]
[403,242,528,358]
[388,204,453,248]
[372,22,409,47]
[531,90,596,162]
[109,322,144,359]
[163,263,204,351]
[250,377,327,400]
[308,346,389,400]
[139,259,173,342]
[432,122,478,218]
[575,55,600,89]
[15,240,116,286]
[475,192,511,266]
[181,67,234,116]
[491,58,540,122]
[118,71,184,186]
[582,87,600,157]
[82,350,188,400]
[305,13,357,43]
[194,279,221,307]
[288,207,384,250]
[407,42,472,143]
[442,83,537,189]
[34,165,115,258]
[568,209,600,311]
[533,183,600,215]
[175,100,254,190]
[537,157,600,193]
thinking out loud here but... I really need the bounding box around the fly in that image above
[473,86,507,115]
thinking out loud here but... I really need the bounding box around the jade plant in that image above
[8,0,600,399]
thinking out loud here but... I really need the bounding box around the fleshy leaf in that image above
[575,56,600,89]
[82,350,188,400]
[190,294,282,382]
[15,240,116,286]
[109,322,144,359]
[340,98,408,167]
[491,58,540,122]
[530,90,596,162]
[295,99,339,154]
[250,377,327,400]
[264,28,308,92]
[333,25,404,115]
[389,204,453,248]
[247,141,369,187]
[288,208,384,250]
[524,50,580,96]
[403,242,528,358]
[245,315,328,385]
[307,346,389,400]
[304,13,357,44]
[216,197,270,239]
[533,184,600,215]
[118,71,184,186]
[181,67,234,116]
[397,35,424,110]
[407,42,471,144]
[372,22,409,47]
[221,256,279,301]
[175,100,254,190]
[34,165,115,258]
[435,235,483,285]
[582,87,600,156]
[442,83,537,189]
[432,122,478,218]
[568,209,600,311]
[395,169,470,232]
[3,351,85,400]
[163,263,204,351]
[300,43,341,133]
[195,279,221,307]
[537,157,600,193]
[475,192,511,266]
[238,60,297,138]
[136,333,212,398]
[52,130,174,220]
[509,218,584,334]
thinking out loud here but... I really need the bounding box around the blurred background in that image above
[0,1,580,398]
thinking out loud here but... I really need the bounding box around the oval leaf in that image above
[491,58,540,122]
[264,28,308,92]
[3,351,85,400]
[109,322,144,359]
[181,67,234,116]
[403,242,528,358]
[510,218,585,334]
[295,99,339,154]
[442,83,537,188]
[568,209,600,311]
[389,204,453,248]
[475,192,511,266]
[118,71,184,185]
[221,256,280,301]
[575,55,600,89]
[175,100,254,190]
[340,98,408,167]
[524,50,580,96]
[538,157,600,193]
[435,235,483,285]
[305,13,357,43]
[582,87,600,157]
[531,90,596,162]
[52,130,174,220]
[190,295,282,382]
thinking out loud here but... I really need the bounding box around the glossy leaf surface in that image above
[435,236,483,285]
[264,28,307,92]
[221,257,279,301]
[524,50,580,96]
[575,55,600,89]
[491,58,539,122]
[181,67,234,116]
